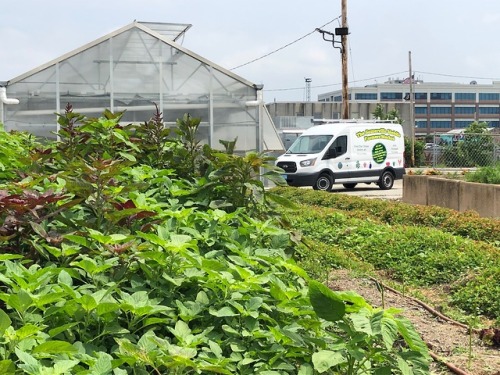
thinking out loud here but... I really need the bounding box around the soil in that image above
[327,269,500,375]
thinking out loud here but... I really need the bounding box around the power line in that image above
[230,16,341,70]
[415,70,500,81]
[264,71,409,92]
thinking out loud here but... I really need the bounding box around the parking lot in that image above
[331,179,403,200]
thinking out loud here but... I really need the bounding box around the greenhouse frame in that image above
[0,21,283,152]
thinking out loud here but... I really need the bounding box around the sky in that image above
[2,0,500,102]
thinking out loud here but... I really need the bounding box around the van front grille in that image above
[277,161,297,173]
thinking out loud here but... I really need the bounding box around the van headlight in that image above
[300,158,317,167]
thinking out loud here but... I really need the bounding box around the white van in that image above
[276,120,405,191]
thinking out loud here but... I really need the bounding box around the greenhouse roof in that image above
[8,21,256,89]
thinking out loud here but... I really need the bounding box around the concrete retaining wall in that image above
[402,175,500,218]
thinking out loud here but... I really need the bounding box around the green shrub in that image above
[272,186,500,243]
[451,267,500,319]
[464,164,500,184]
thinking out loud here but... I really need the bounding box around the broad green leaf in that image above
[64,234,90,247]
[118,151,137,162]
[350,312,372,335]
[396,356,412,375]
[89,352,113,374]
[210,306,238,317]
[379,316,399,350]
[79,294,97,312]
[48,323,78,338]
[312,350,346,373]
[8,290,33,313]
[57,270,73,286]
[172,320,191,340]
[16,324,42,339]
[209,340,223,358]
[15,348,40,373]
[298,363,314,375]
[308,280,345,322]
[0,360,15,375]
[96,302,120,316]
[0,309,12,335]
[34,292,67,308]
[32,340,77,354]
[53,360,80,373]
[196,291,209,305]
[335,290,371,312]
[0,254,23,261]
[396,317,429,354]
[247,297,263,311]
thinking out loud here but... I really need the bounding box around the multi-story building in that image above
[317,79,500,136]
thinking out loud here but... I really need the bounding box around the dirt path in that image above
[327,270,500,375]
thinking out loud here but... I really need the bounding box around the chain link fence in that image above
[422,133,500,168]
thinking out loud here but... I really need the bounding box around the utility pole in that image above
[305,78,312,101]
[408,51,415,166]
[341,0,349,119]
[316,0,349,117]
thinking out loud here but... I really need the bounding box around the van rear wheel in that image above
[313,173,333,192]
[378,171,394,190]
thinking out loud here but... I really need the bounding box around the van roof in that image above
[312,118,399,125]
[303,121,402,135]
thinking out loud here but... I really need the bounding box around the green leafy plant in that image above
[0,107,431,373]
[308,280,430,374]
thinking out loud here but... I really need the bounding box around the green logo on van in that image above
[372,143,387,164]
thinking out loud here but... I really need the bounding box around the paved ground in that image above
[331,179,403,200]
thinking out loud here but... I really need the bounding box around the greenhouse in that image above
[0,21,283,152]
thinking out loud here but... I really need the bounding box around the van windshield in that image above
[286,135,333,154]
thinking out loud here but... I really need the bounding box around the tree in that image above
[443,121,494,167]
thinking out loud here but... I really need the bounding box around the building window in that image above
[334,95,342,102]
[455,106,476,114]
[455,93,476,101]
[415,106,427,114]
[487,121,499,127]
[380,92,403,100]
[430,93,452,101]
[454,120,473,128]
[479,93,499,101]
[354,93,377,100]
[478,106,500,114]
[430,120,452,128]
[430,106,451,114]
[414,93,427,100]
[415,120,428,128]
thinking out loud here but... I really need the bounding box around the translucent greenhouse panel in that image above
[5,69,59,139]
[4,114,57,139]
[58,41,111,96]
[112,29,163,95]
[262,106,285,151]
[212,106,258,151]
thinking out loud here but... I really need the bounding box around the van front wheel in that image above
[313,174,333,192]
[378,171,394,190]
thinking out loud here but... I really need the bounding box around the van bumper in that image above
[283,172,320,187]
[394,168,406,179]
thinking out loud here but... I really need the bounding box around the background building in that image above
[267,79,500,145]
[318,78,500,135]
[0,21,283,153]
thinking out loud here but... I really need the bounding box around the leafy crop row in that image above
[273,187,500,244]
[273,189,500,321]
[0,107,430,374]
